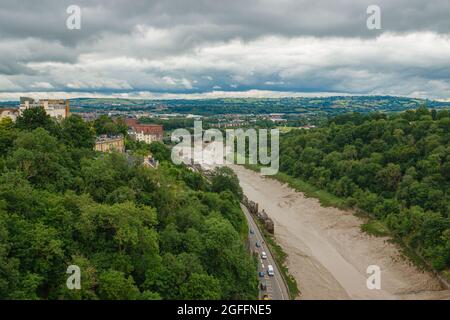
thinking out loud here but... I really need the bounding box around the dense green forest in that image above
[0,108,257,299]
[279,107,450,271]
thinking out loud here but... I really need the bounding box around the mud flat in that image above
[231,165,450,300]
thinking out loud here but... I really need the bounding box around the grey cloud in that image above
[0,1,449,98]
[0,37,78,77]
[1,1,449,43]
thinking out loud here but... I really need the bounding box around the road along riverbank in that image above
[230,164,450,300]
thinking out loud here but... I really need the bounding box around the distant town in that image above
[3,95,448,137]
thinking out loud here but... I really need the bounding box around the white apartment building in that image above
[133,129,163,144]
[19,97,70,120]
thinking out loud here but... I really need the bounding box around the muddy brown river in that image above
[231,165,450,300]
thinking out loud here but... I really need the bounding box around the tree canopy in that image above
[0,112,257,299]
[280,107,450,270]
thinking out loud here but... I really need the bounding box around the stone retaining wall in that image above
[243,195,274,234]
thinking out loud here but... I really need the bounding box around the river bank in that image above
[231,165,450,300]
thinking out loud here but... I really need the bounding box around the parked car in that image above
[255,241,261,248]
[249,229,254,234]
[261,251,267,259]
[267,265,274,276]
[258,271,265,277]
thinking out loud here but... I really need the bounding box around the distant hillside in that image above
[68,96,450,115]
[3,96,450,116]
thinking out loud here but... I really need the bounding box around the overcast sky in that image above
[0,0,450,100]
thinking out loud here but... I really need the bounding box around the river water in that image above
[230,165,450,300]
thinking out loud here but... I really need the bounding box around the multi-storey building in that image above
[0,108,19,122]
[126,118,164,144]
[19,97,70,120]
[94,135,125,153]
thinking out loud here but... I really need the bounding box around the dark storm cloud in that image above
[1,0,449,44]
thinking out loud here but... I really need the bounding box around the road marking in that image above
[270,265,285,298]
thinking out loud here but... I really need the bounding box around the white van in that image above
[267,265,274,276]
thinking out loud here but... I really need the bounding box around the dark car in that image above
[255,241,261,248]
[260,282,267,290]
[249,229,255,234]
[258,271,265,277]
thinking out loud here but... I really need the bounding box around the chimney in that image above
[65,100,70,117]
